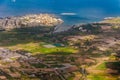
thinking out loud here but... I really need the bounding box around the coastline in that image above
[0,14,63,31]
[0,14,119,80]
[0,13,120,33]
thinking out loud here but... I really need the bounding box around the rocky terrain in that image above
[62,18,120,80]
[0,14,63,31]
[0,48,31,62]
[0,48,79,80]
[0,16,120,80]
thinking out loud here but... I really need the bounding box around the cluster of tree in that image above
[72,35,97,54]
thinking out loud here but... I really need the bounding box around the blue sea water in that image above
[0,0,120,25]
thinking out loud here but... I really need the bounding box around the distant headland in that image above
[0,14,63,31]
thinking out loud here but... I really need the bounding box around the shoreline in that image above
[0,13,119,32]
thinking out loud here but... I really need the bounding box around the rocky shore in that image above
[0,14,63,30]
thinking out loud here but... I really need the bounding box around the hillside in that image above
[0,17,119,80]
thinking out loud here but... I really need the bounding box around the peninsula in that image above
[0,14,63,30]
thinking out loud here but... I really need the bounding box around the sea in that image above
[0,0,120,25]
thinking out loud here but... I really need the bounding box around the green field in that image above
[0,30,77,55]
